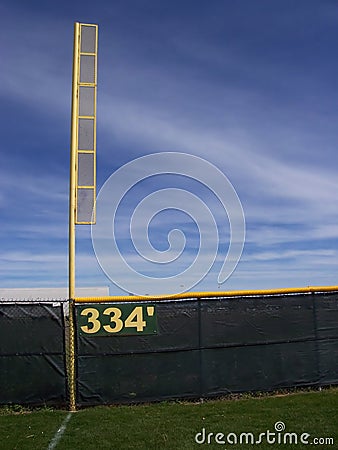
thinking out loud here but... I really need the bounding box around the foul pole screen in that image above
[69,22,98,299]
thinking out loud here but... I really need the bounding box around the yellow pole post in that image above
[68,21,80,412]
[69,22,79,301]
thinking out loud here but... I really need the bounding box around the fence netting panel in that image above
[0,303,66,405]
[75,293,338,406]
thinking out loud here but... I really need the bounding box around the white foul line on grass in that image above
[47,412,73,450]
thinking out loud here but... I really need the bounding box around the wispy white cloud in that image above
[0,8,71,112]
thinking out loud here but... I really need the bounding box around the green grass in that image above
[0,388,337,449]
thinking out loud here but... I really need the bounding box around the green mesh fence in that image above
[0,302,67,405]
[75,292,338,405]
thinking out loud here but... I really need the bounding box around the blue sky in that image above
[1,0,338,295]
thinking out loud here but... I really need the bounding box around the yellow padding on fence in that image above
[74,285,338,303]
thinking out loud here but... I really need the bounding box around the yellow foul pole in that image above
[68,22,80,412]
[68,20,98,412]
[69,22,80,301]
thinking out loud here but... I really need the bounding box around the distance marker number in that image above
[78,305,157,336]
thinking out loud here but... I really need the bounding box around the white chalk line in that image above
[47,412,73,450]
